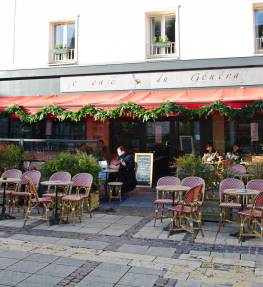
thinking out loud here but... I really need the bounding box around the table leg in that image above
[49,185,60,225]
[0,182,15,220]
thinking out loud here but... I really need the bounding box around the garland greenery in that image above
[2,100,263,123]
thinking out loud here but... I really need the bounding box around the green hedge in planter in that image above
[41,152,100,188]
[0,144,23,172]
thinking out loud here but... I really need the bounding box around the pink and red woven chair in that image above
[43,171,71,199]
[238,191,263,242]
[168,184,204,241]
[218,178,245,230]
[60,173,93,224]
[181,177,206,206]
[154,176,181,226]
[23,176,52,227]
[8,170,41,214]
[0,169,22,195]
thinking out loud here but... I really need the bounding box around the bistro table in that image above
[156,185,190,206]
[40,180,73,225]
[0,178,21,220]
[224,188,260,239]
[156,185,190,232]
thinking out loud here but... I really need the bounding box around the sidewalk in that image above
[0,190,262,287]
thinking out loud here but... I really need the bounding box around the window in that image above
[147,14,176,59]
[50,22,76,64]
[255,9,263,52]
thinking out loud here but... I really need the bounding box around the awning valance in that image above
[0,87,263,122]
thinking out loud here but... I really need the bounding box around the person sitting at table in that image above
[114,146,137,194]
[202,143,220,163]
[98,139,110,163]
[226,144,243,163]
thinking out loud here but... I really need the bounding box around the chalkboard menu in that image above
[135,153,153,187]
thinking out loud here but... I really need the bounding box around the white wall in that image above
[0,0,260,69]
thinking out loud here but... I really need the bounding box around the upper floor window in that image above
[49,21,76,64]
[147,14,176,59]
[255,9,263,53]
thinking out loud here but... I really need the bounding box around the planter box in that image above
[53,48,69,54]
[89,191,100,211]
[153,42,171,48]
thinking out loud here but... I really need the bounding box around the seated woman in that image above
[226,144,243,163]
[202,143,220,163]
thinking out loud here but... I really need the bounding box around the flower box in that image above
[53,48,69,54]
[89,191,100,211]
[152,42,171,48]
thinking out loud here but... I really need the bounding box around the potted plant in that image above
[152,35,171,48]
[53,44,69,54]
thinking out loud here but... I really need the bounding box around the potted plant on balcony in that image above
[152,35,171,48]
[53,44,69,55]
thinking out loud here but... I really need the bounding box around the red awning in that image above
[0,87,262,114]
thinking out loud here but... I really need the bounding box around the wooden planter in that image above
[89,191,100,211]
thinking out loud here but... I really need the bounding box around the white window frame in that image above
[253,3,263,54]
[48,16,79,65]
[145,10,179,60]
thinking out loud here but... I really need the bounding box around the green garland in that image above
[2,100,263,123]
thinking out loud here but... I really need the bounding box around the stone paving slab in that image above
[7,260,49,274]
[17,274,62,287]
[0,270,31,286]
[36,263,78,278]
[118,272,159,287]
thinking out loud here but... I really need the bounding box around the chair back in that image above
[24,176,39,203]
[253,191,263,209]
[71,173,93,196]
[49,171,71,182]
[181,176,206,203]
[157,176,180,186]
[21,170,41,187]
[1,169,22,179]
[183,184,203,204]
[246,179,263,192]
[230,164,247,174]
[219,178,245,202]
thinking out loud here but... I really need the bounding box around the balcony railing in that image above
[146,42,176,59]
[255,37,263,53]
[49,48,76,64]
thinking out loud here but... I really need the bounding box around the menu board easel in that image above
[135,153,153,187]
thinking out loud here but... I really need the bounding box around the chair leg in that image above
[154,204,158,227]
[239,215,244,243]
[198,211,205,238]
[218,208,223,231]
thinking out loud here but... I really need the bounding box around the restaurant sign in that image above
[60,67,263,92]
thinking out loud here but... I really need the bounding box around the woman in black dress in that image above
[116,146,137,193]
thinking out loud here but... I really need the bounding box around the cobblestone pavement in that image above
[0,203,262,286]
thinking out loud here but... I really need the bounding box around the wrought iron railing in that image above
[146,42,176,59]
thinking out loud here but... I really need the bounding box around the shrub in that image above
[0,144,22,171]
[41,152,100,189]
[247,161,263,179]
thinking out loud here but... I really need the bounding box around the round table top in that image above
[40,180,73,186]
[224,188,260,196]
[103,169,119,173]
[0,177,21,183]
[156,185,190,192]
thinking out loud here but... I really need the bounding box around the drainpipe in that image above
[12,0,17,65]
[176,5,181,59]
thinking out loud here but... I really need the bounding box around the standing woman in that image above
[116,146,137,193]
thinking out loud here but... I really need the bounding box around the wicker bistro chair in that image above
[246,179,263,207]
[218,178,245,230]
[23,176,53,227]
[0,169,22,201]
[8,170,41,215]
[168,184,204,241]
[238,191,263,242]
[60,173,93,224]
[154,176,181,226]
[181,177,206,206]
[43,171,72,199]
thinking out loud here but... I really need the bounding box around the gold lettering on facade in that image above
[191,73,200,81]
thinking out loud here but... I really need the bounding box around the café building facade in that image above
[0,57,263,169]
